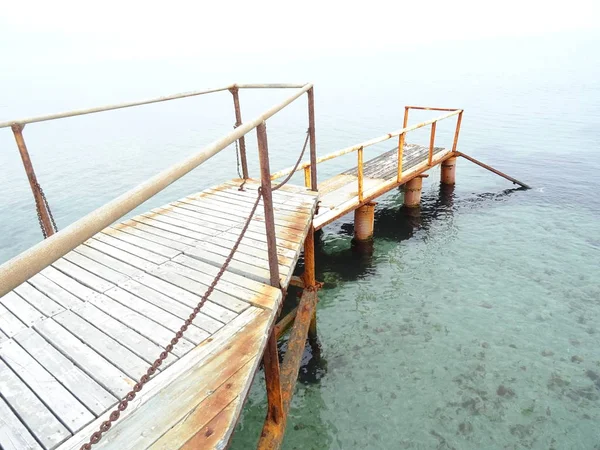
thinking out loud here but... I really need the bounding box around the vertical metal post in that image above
[403,106,409,128]
[303,225,318,343]
[11,124,55,238]
[230,87,249,179]
[262,330,284,427]
[357,146,364,202]
[451,111,463,153]
[303,166,311,188]
[256,122,280,288]
[428,122,437,166]
[307,88,318,191]
[397,132,405,182]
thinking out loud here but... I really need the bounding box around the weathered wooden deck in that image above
[0,179,318,450]
[314,143,450,229]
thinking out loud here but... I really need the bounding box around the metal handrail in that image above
[0,83,313,297]
[0,83,307,129]
[270,108,462,180]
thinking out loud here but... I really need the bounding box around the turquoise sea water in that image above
[1,31,599,449]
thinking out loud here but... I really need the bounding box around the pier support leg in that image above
[353,202,376,241]
[303,226,319,346]
[403,176,425,208]
[441,156,457,185]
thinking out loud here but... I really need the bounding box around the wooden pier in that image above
[0,85,528,450]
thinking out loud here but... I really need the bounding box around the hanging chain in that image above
[272,129,310,192]
[233,123,243,180]
[33,180,58,238]
[80,188,264,450]
[80,126,311,449]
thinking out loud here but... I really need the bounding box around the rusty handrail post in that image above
[403,106,410,128]
[256,120,285,445]
[11,124,55,238]
[397,132,405,182]
[229,86,249,179]
[303,166,311,188]
[452,110,463,153]
[256,122,280,288]
[357,146,364,202]
[428,121,437,166]
[307,88,318,191]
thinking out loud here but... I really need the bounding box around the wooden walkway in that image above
[0,179,318,450]
[314,143,449,229]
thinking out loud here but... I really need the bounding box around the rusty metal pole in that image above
[451,111,463,153]
[307,88,318,191]
[303,225,318,343]
[256,122,280,288]
[428,122,437,166]
[261,330,284,430]
[357,146,364,202]
[11,124,55,238]
[229,87,249,179]
[257,121,286,448]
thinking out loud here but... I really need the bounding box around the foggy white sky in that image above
[1,0,599,62]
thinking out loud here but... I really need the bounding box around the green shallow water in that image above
[231,182,600,450]
[1,30,599,450]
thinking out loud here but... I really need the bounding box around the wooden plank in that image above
[173,197,306,232]
[54,310,148,381]
[0,303,27,337]
[130,215,209,243]
[155,205,304,245]
[195,239,291,274]
[90,234,169,265]
[0,359,70,450]
[73,302,178,367]
[35,318,135,398]
[40,266,98,302]
[179,399,237,450]
[52,259,115,293]
[132,273,237,324]
[160,261,277,310]
[88,293,195,358]
[13,282,64,318]
[109,224,193,252]
[183,246,271,285]
[14,328,117,416]
[101,228,181,259]
[85,308,271,450]
[73,245,144,278]
[153,206,235,232]
[172,254,280,299]
[103,287,208,345]
[319,177,385,210]
[56,307,263,450]
[149,268,250,314]
[84,238,159,272]
[0,328,7,344]
[63,251,130,285]
[116,279,222,334]
[115,219,199,246]
[0,339,94,433]
[149,359,253,450]
[0,291,45,326]
[0,396,43,450]
[28,273,85,309]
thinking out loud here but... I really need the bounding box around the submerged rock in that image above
[571,355,584,363]
[541,349,554,357]
[497,385,515,397]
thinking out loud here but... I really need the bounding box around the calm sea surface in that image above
[1,32,599,449]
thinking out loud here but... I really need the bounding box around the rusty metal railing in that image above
[0,83,318,297]
[271,105,463,202]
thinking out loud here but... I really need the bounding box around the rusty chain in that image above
[272,129,310,192]
[34,180,58,238]
[81,126,311,449]
[80,187,264,450]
